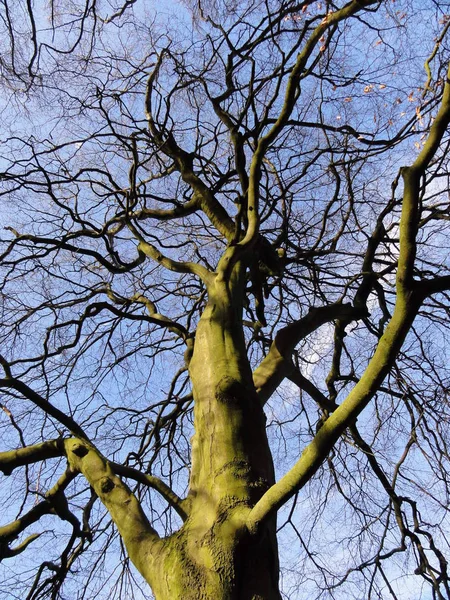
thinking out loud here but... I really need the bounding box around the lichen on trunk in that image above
[143,272,281,599]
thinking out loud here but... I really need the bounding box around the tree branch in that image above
[241,0,381,249]
[253,303,362,405]
[247,59,450,534]
[0,439,64,475]
[63,438,159,580]
[145,54,235,242]
[0,437,189,521]
[0,376,88,441]
[0,468,78,560]
[1,232,146,274]
[125,219,213,284]
[111,462,189,521]
[247,291,420,533]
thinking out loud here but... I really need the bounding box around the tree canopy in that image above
[1,1,450,598]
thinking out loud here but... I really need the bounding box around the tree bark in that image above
[145,275,281,599]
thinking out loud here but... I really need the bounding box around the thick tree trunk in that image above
[147,524,280,600]
[146,277,281,599]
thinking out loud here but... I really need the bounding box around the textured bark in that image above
[4,4,449,597]
[147,517,280,600]
[141,273,281,599]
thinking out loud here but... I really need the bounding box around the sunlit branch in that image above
[0,532,42,560]
[0,436,189,522]
[247,59,450,535]
[241,0,380,249]
[0,439,64,476]
[63,438,159,579]
[253,303,362,405]
[125,219,213,284]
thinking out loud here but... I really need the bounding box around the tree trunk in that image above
[147,518,280,599]
[146,276,281,599]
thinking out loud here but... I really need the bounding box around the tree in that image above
[1,0,450,598]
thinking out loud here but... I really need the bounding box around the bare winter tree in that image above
[1,0,450,598]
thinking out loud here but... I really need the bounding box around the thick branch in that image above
[0,533,42,560]
[416,275,450,297]
[0,439,64,475]
[248,295,420,532]
[63,438,159,578]
[247,60,450,533]
[253,303,361,405]
[0,438,188,520]
[126,219,213,284]
[0,501,51,548]
[137,240,212,283]
[398,64,450,294]
[134,200,198,221]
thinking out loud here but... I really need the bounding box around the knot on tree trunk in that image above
[215,376,249,405]
[100,476,115,494]
[71,442,89,457]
